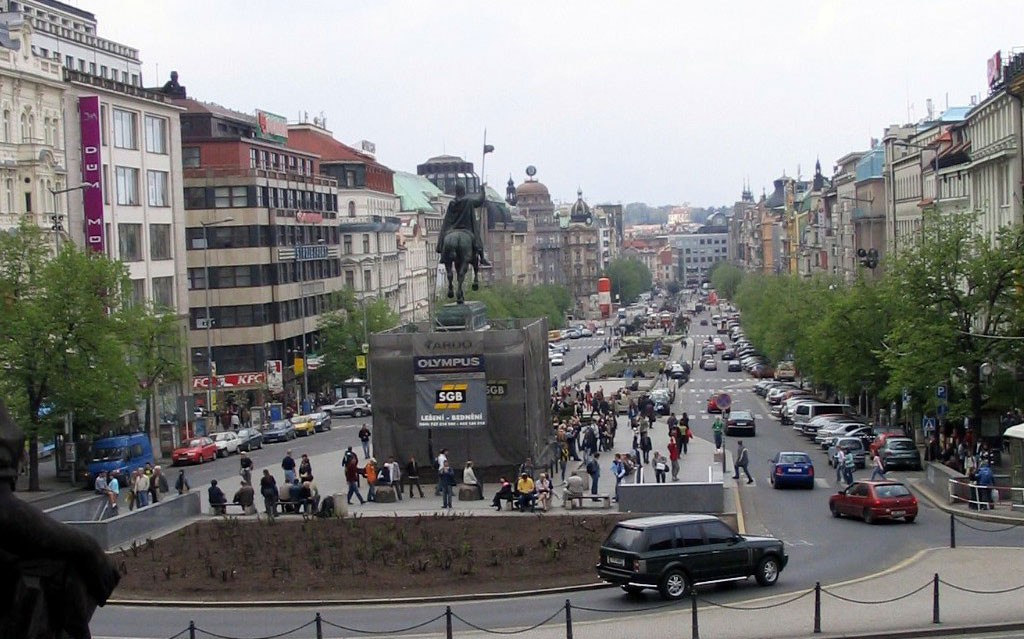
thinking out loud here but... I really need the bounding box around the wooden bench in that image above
[565,493,612,510]
[212,503,255,516]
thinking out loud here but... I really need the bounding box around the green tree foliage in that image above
[0,221,175,490]
[709,262,744,300]
[316,289,399,386]
[465,282,572,328]
[879,209,1024,425]
[604,258,652,305]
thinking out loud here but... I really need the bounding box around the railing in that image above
[183,166,337,188]
[948,477,1024,511]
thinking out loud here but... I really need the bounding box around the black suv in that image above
[596,515,788,600]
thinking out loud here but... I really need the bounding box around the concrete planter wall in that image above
[45,491,201,549]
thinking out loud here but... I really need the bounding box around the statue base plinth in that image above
[435,301,488,332]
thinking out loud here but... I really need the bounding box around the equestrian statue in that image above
[436,183,490,304]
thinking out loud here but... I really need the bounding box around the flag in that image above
[483,144,495,154]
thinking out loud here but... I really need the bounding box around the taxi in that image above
[290,414,316,437]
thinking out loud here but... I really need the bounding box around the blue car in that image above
[769,451,815,489]
[262,419,296,443]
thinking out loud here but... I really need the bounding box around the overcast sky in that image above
[76,0,1020,207]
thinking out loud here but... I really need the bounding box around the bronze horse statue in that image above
[440,228,479,304]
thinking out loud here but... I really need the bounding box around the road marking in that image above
[815,478,830,489]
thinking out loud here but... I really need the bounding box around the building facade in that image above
[516,174,560,286]
[174,97,341,409]
[392,170,446,322]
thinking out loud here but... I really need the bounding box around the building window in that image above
[100,64,107,78]
[343,234,352,254]
[100,105,107,146]
[1,110,8,143]
[348,201,356,217]
[151,276,174,309]
[250,148,258,169]
[89,62,96,75]
[345,270,355,288]
[146,170,168,206]
[129,279,145,306]
[112,109,137,149]
[65,54,73,69]
[115,166,139,205]
[118,223,143,261]
[182,146,200,168]
[184,186,205,209]
[362,234,370,253]
[363,270,372,291]
[149,223,172,260]
[144,115,167,153]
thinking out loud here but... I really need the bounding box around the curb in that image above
[816,620,1024,639]
[16,485,81,504]
[907,479,1024,526]
[108,581,613,608]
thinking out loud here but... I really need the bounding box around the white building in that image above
[668,231,729,285]
[2,0,142,86]
[0,16,66,236]
[965,90,1021,241]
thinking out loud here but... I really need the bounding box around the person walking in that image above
[834,448,846,484]
[174,469,190,495]
[842,448,855,486]
[434,449,448,496]
[712,416,724,451]
[611,454,627,501]
[668,436,681,481]
[439,460,456,509]
[149,466,168,504]
[585,452,601,495]
[653,452,668,483]
[387,456,403,501]
[358,424,372,459]
[732,440,753,484]
[239,451,253,485]
[281,450,296,484]
[869,452,887,481]
[364,458,378,502]
[345,456,365,505]
[405,455,425,498]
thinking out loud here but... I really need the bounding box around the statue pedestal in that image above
[435,301,488,332]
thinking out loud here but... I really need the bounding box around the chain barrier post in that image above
[188,620,196,639]
[691,590,699,639]
[564,599,573,639]
[932,573,940,624]
[950,513,956,548]
[315,612,323,639]
[813,582,821,634]
[446,605,453,639]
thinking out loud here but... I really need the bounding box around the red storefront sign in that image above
[296,211,323,224]
[192,371,267,390]
[79,96,104,253]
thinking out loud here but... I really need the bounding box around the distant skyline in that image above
[73,0,1020,206]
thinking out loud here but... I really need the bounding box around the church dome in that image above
[516,179,549,196]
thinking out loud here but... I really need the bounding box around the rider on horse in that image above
[436,183,490,267]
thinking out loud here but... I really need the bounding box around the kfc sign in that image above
[192,371,266,390]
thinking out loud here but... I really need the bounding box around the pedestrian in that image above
[259,469,278,518]
[834,448,846,484]
[434,448,448,496]
[653,452,668,483]
[133,469,150,508]
[342,446,358,468]
[640,430,652,465]
[975,462,995,509]
[842,448,855,486]
[463,461,483,500]
[298,454,313,482]
[232,480,255,515]
[405,455,425,498]
[345,456,365,505]
[585,452,601,495]
[536,472,553,511]
[174,469,190,495]
[712,416,724,450]
[364,458,378,502]
[869,452,887,481]
[208,479,227,515]
[358,423,371,459]
[281,450,296,484]
[439,460,456,509]
[732,440,753,484]
[668,435,681,481]
[149,465,168,503]
[386,456,403,501]
[492,477,513,511]
[611,453,626,501]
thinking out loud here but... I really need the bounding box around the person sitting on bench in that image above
[208,479,227,515]
[514,472,537,512]
[565,471,586,501]
[491,477,513,511]
[232,480,255,514]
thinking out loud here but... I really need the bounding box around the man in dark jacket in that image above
[259,469,278,518]
[208,480,227,515]
[232,480,255,513]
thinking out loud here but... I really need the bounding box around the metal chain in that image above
[165,629,189,639]
[938,579,1024,595]
[953,516,1023,533]
[194,619,315,639]
[450,607,564,635]
[570,599,683,613]
[821,580,931,604]
[320,612,447,635]
[698,588,814,610]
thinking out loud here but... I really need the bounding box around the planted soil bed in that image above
[114,513,628,600]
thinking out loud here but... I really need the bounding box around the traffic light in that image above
[857,248,878,269]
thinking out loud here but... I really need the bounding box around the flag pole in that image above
[480,127,487,190]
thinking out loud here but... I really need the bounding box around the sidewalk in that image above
[447,546,1024,639]
[906,473,1024,525]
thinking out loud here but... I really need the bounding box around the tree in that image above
[604,258,652,305]
[465,282,573,328]
[316,289,399,387]
[709,262,744,299]
[880,208,1024,428]
[0,222,146,490]
[122,301,186,448]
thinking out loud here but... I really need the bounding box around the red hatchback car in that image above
[829,480,918,524]
[172,437,218,466]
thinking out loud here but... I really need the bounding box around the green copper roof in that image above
[393,171,443,212]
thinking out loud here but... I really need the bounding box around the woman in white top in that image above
[536,472,554,512]
[463,461,482,499]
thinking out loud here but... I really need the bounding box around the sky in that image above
[73,0,1022,208]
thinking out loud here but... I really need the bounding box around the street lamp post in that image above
[47,183,95,252]
[200,217,234,428]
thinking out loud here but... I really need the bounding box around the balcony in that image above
[64,69,163,102]
[183,165,337,188]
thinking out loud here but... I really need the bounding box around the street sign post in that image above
[936,385,947,400]
[936,403,948,418]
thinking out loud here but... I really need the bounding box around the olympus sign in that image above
[413,354,485,375]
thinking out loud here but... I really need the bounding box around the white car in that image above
[550,352,565,366]
[596,328,605,335]
[210,431,240,457]
[580,328,594,337]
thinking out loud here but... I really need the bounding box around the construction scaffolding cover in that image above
[368,316,551,472]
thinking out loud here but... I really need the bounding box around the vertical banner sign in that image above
[78,96,104,253]
[266,360,283,393]
[412,334,488,429]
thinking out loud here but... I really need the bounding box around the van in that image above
[793,404,853,428]
[775,361,797,381]
[85,433,155,488]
